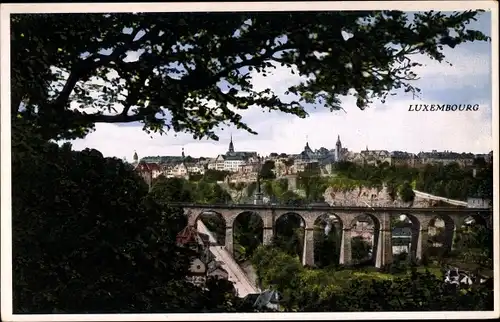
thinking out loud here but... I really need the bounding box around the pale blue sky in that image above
[69,11,492,159]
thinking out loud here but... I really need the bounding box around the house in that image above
[359,147,391,166]
[238,162,260,174]
[417,150,476,167]
[188,257,208,287]
[293,159,320,173]
[176,226,229,287]
[390,151,418,167]
[240,289,281,312]
[207,136,260,173]
[134,161,162,189]
[187,163,205,175]
[351,215,374,242]
[207,260,229,280]
[392,227,412,255]
[467,197,491,208]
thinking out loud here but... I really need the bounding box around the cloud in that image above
[410,47,491,91]
[69,93,492,159]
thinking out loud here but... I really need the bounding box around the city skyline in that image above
[131,134,492,161]
[62,11,492,159]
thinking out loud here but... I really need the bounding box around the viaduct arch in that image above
[181,204,492,268]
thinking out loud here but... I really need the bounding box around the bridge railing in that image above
[413,190,468,206]
[166,202,492,213]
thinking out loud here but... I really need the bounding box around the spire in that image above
[228,133,235,153]
[336,135,341,146]
[366,145,369,151]
[133,150,138,162]
[305,135,311,150]
[182,147,185,159]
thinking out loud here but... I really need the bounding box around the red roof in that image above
[176,226,199,245]
[176,226,211,247]
[136,162,161,172]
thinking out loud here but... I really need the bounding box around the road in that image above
[196,221,259,298]
[413,189,468,207]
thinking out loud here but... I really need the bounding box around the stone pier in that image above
[375,213,393,268]
[302,228,315,266]
[339,228,352,265]
[225,226,234,255]
[375,228,393,268]
[416,228,429,261]
[263,227,274,245]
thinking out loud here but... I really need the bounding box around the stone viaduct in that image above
[170,203,493,268]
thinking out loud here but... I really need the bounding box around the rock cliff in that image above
[323,185,435,208]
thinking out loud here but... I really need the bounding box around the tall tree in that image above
[12,11,489,141]
[150,176,195,205]
[11,122,235,313]
[260,160,276,180]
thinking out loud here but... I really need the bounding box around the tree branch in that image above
[186,43,295,91]
[50,27,160,113]
[75,111,144,124]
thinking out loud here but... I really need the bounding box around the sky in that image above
[66,11,493,160]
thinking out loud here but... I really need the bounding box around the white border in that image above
[1,1,499,321]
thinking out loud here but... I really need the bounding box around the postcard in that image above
[1,2,498,321]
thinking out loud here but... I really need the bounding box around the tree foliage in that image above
[150,176,232,205]
[351,236,373,262]
[280,190,305,206]
[453,224,493,270]
[262,178,288,203]
[259,160,276,180]
[314,226,341,268]
[294,270,493,312]
[273,215,305,259]
[399,181,416,203]
[150,175,195,205]
[298,171,328,203]
[12,11,489,141]
[416,162,492,201]
[202,169,232,183]
[233,212,264,262]
[251,246,493,312]
[333,161,492,202]
[12,123,236,313]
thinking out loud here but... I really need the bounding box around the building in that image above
[390,151,418,167]
[208,135,258,172]
[291,136,346,174]
[334,135,344,162]
[208,154,226,171]
[134,161,162,189]
[467,197,491,208]
[350,214,375,242]
[176,226,230,287]
[240,290,281,312]
[359,147,391,166]
[392,227,412,255]
[417,150,476,167]
[186,163,205,175]
[136,148,208,180]
[133,150,139,166]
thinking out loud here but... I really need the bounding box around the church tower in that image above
[228,134,235,154]
[181,147,189,180]
[335,135,342,162]
[133,150,138,164]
